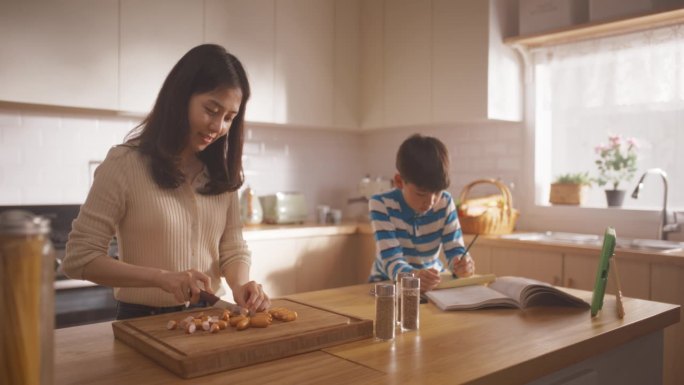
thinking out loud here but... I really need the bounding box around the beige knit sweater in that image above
[63,145,251,307]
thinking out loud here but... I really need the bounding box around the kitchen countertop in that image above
[461,233,684,266]
[54,282,679,384]
[241,222,361,241]
[246,222,684,263]
[54,224,684,291]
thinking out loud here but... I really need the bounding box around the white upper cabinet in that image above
[432,0,489,123]
[487,0,523,122]
[274,0,335,127]
[0,0,357,129]
[206,0,359,128]
[384,0,433,127]
[333,0,361,128]
[360,0,522,129]
[0,1,119,110]
[360,0,385,129]
[119,0,204,113]
[205,0,276,123]
[0,0,514,128]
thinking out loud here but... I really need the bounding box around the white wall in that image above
[361,122,525,206]
[5,105,679,242]
[0,107,134,204]
[0,106,525,222]
[0,107,366,219]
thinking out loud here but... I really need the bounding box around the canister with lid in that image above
[400,276,420,332]
[395,271,415,325]
[374,283,396,340]
[0,210,55,385]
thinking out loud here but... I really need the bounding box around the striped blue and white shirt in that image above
[368,188,466,282]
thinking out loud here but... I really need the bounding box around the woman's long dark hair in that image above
[126,44,250,195]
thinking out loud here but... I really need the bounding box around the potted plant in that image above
[595,135,639,207]
[549,172,593,205]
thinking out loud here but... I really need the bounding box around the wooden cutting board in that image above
[112,298,373,378]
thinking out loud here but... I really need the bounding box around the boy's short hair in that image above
[396,134,450,192]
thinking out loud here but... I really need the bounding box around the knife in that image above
[198,290,247,316]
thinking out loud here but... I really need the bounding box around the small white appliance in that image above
[259,192,308,224]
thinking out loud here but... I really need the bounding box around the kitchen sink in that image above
[499,232,683,252]
[620,239,683,252]
[500,232,601,245]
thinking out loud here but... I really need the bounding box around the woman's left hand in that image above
[233,281,271,313]
[454,254,475,278]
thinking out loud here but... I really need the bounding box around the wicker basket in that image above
[457,179,519,235]
[549,183,586,205]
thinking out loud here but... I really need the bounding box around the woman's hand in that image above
[453,254,475,278]
[156,269,212,304]
[415,268,441,292]
[233,281,271,314]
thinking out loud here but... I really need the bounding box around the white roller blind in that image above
[533,24,684,209]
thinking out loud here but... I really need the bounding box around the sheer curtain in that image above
[533,24,684,209]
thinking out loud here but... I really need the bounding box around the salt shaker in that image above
[374,283,396,340]
[395,271,414,326]
[401,276,420,332]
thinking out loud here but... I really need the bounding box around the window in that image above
[532,24,684,210]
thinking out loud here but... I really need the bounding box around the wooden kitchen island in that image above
[55,283,679,385]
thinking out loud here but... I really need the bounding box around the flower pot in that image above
[605,189,626,207]
[549,183,586,205]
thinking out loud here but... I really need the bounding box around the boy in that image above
[368,134,474,292]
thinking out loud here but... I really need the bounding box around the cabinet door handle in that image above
[552,276,560,286]
[565,278,574,288]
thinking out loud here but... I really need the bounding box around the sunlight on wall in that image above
[273,73,288,125]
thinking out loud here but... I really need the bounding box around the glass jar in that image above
[0,210,55,385]
[401,276,420,332]
[374,283,395,341]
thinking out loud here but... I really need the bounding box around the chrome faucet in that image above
[631,168,681,240]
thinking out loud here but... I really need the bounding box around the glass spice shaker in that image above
[395,271,414,326]
[0,210,55,385]
[374,283,396,341]
[401,276,420,332]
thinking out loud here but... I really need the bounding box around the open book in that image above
[425,276,589,310]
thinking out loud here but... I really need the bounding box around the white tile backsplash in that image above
[0,107,525,219]
[0,107,133,204]
[360,122,524,204]
[241,124,365,217]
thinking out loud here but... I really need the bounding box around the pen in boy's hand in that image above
[453,233,479,278]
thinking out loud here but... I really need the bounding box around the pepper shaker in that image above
[374,283,396,340]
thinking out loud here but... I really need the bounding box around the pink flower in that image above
[595,134,640,190]
[626,137,639,149]
[609,135,621,147]
[594,144,605,154]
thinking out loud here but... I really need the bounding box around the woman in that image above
[63,44,270,319]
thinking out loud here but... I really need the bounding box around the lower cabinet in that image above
[247,234,363,297]
[474,245,650,301]
[473,242,677,385]
[257,231,681,385]
[651,264,684,385]
[489,246,563,285]
[469,243,492,275]
[355,233,377,283]
[563,253,650,300]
